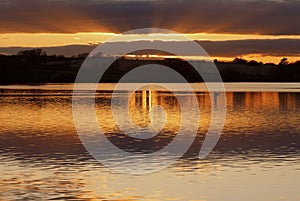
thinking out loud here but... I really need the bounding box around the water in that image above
[0,83,299,200]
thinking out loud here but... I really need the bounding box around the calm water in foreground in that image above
[0,83,299,201]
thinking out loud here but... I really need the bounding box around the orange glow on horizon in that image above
[0,32,299,63]
[124,54,299,64]
[1,32,300,47]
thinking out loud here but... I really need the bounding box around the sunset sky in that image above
[0,0,300,63]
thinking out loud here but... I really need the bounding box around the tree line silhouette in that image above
[0,49,299,84]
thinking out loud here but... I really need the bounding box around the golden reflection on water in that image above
[95,91,300,136]
[96,90,183,135]
[0,91,299,135]
[0,89,299,200]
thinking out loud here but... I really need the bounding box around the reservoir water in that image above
[0,83,299,201]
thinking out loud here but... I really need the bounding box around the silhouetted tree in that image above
[17,49,45,57]
[247,60,259,66]
[77,53,89,58]
[279,57,288,66]
[233,58,247,65]
[265,62,276,66]
[291,60,300,66]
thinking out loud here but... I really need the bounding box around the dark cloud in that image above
[1,39,299,58]
[0,0,299,34]
[198,39,300,57]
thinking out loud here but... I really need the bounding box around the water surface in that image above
[0,83,299,200]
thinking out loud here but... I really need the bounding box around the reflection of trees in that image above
[279,93,297,110]
[0,91,299,162]
[129,91,298,115]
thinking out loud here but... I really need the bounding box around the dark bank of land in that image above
[0,49,299,84]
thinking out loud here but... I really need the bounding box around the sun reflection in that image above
[0,88,300,200]
[0,90,298,140]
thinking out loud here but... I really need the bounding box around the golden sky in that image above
[0,0,299,63]
[1,32,299,63]
[1,32,300,47]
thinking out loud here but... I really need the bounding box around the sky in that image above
[0,0,299,63]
